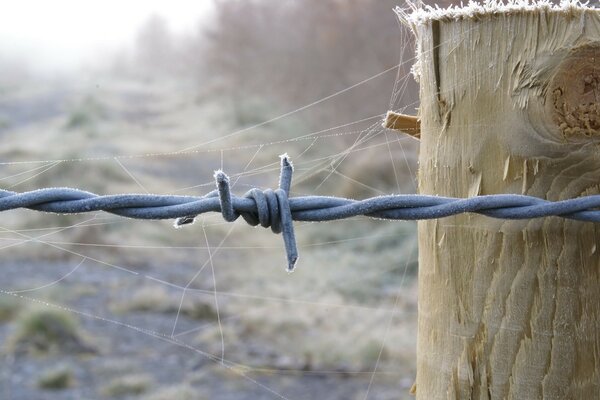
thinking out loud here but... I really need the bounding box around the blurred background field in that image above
[0,1,425,399]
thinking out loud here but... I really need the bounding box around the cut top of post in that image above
[396,0,597,26]
[396,0,600,160]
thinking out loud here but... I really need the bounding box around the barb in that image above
[2,154,600,271]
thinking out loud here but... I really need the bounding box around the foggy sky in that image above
[0,0,212,71]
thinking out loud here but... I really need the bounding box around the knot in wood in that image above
[548,44,600,139]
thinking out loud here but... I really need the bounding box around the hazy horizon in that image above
[0,0,213,72]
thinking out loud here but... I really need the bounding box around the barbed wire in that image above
[2,154,600,271]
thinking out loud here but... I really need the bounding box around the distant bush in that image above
[0,295,21,322]
[37,365,75,390]
[9,307,94,354]
[64,96,107,130]
[181,301,218,321]
[143,384,202,400]
[358,340,390,367]
[114,286,218,321]
[101,374,152,397]
[123,286,172,313]
[0,115,10,130]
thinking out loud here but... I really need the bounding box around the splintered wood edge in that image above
[383,111,421,139]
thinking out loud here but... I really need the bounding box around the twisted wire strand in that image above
[2,155,600,271]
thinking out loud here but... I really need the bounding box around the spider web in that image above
[0,5,485,399]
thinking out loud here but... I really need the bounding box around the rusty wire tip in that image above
[174,216,196,228]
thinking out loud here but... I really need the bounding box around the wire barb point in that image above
[214,170,229,184]
[174,215,196,228]
[287,256,298,273]
[278,154,293,195]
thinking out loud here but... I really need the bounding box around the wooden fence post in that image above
[401,3,600,399]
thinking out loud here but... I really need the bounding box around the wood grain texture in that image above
[411,8,600,400]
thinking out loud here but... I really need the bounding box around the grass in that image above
[0,73,419,396]
[180,300,219,321]
[0,115,10,130]
[101,374,153,397]
[0,295,21,322]
[358,339,390,367]
[64,95,108,130]
[9,306,93,354]
[186,221,418,375]
[36,365,75,390]
[121,286,172,313]
[142,384,203,400]
[113,286,218,320]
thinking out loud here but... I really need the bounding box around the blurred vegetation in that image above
[101,374,153,397]
[112,286,218,321]
[64,95,108,130]
[36,364,75,390]
[0,1,434,398]
[142,384,202,400]
[9,307,93,355]
[203,0,417,128]
[0,295,21,322]
[201,0,420,196]
[110,0,420,146]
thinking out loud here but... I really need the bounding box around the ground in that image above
[0,73,418,399]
